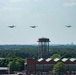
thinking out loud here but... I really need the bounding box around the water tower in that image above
[38,38,50,59]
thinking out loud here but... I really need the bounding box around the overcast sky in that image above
[0,0,76,45]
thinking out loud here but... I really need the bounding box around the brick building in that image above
[25,58,76,75]
[25,38,76,75]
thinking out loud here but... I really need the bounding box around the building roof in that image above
[38,58,43,62]
[0,67,8,70]
[46,58,51,62]
[54,58,60,62]
[26,58,76,64]
[62,58,68,62]
[70,58,76,62]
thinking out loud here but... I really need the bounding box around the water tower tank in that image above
[38,38,50,59]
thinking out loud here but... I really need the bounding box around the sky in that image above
[0,0,76,45]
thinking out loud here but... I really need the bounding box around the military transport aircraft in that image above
[30,25,37,28]
[8,25,15,28]
[66,25,72,28]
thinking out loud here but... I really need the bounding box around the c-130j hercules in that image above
[8,25,16,28]
[66,25,72,28]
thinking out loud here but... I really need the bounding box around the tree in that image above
[50,54,61,59]
[0,58,9,67]
[8,61,15,72]
[8,57,25,73]
[52,62,66,75]
[15,57,25,71]
[6,53,14,58]
[62,53,72,58]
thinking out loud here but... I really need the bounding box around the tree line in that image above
[0,45,76,74]
[0,55,25,73]
[0,45,76,58]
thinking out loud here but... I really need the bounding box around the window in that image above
[44,64,52,71]
[36,64,43,71]
[29,63,33,71]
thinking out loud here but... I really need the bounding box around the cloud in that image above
[56,0,76,7]
[34,0,44,1]
[0,7,22,11]
[9,0,43,3]
[56,0,60,2]
[9,0,24,3]
[63,1,76,7]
